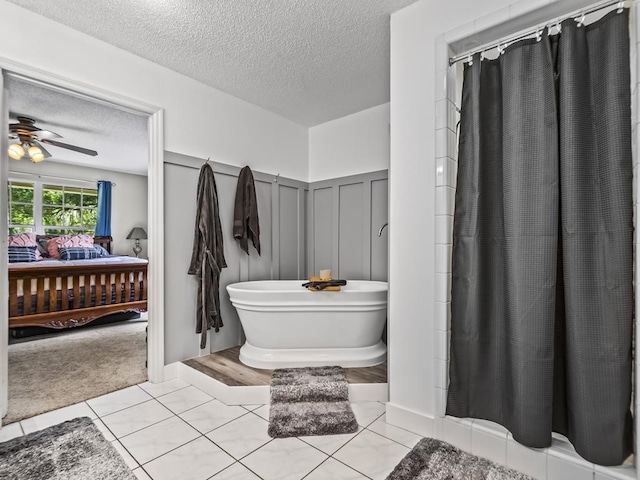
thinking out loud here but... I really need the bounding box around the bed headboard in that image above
[36,235,113,255]
[93,236,113,254]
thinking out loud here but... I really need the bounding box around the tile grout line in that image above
[6,382,414,480]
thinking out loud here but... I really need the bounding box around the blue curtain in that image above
[95,180,112,236]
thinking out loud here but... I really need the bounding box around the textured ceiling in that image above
[5,0,418,126]
[7,76,149,175]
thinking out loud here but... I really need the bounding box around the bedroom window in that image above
[41,185,98,235]
[8,181,35,234]
[7,180,98,235]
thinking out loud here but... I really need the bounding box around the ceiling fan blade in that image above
[9,122,39,133]
[31,140,52,158]
[9,115,61,138]
[34,129,62,140]
[9,123,62,139]
[40,138,98,156]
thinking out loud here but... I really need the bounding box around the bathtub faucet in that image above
[377,223,388,237]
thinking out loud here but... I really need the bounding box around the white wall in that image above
[8,161,148,258]
[389,3,640,478]
[388,0,518,427]
[0,0,308,368]
[0,1,308,182]
[308,103,389,182]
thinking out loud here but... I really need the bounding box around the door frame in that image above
[0,58,165,423]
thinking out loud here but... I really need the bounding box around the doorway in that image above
[0,64,165,426]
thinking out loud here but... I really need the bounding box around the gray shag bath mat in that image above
[0,416,136,480]
[386,437,534,480]
[268,365,359,438]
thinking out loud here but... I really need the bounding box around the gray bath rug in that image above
[386,437,534,480]
[268,365,359,438]
[0,416,136,480]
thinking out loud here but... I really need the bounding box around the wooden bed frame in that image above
[8,236,148,331]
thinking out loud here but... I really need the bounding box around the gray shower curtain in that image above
[446,9,633,466]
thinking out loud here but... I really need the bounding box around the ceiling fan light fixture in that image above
[8,116,97,162]
[8,143,24,160]
[28,145,42,159]
[30,151,45,163]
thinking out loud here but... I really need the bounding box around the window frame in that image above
[8,175,98,236]
[7,179,36,233]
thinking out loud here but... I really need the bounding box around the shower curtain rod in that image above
[449,0,624,66]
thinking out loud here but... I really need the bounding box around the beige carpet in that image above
[5,320,147,424]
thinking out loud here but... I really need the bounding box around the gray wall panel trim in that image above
[307,169,388,281]
[272,181,280,280]
[310,187,334,278]
[338,183,364,279]
[310,169,388,190]
[370,178,389,281]
[306,189,312,278]
[362,179,373,280]
[278,185,303,279]
[298,188,307,279]
[164,150,307,190]
[332,185,340,277]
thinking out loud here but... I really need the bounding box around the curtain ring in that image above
[467,54,473,66]
[617,1,624,13]
[480,51,485,61]
[576,12,586,27]
[498,44,505,55]
[536,28,542,42]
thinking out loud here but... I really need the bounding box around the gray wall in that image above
[163,151,307,364]
[307,170,388,281]
[164,153,387,364]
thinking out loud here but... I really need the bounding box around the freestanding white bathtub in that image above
[226,280,388,369]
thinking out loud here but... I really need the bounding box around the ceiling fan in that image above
[8,116,98,163]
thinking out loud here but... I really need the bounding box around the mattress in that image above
[8,255,148,269]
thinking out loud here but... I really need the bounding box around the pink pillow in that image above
[9,232,42,260]
[47,234,94,259]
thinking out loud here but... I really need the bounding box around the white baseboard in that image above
[349,383,388,403]
[382,403,637,480]
[385,402,435,438]
[162,362,179,380]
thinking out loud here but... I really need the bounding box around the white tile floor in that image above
[0,378,421,480]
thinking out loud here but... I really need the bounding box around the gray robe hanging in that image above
[188,163,227,349]
[233,166,260,255]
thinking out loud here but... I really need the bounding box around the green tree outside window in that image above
[8,181,98,235]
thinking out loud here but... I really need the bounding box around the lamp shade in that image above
[126,227,147,240]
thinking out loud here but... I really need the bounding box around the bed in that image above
[8,236,148,332]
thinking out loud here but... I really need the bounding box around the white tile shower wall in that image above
[434,1,640,479]
[634,3,640,480]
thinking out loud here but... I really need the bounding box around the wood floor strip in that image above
[182,346,387,387]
